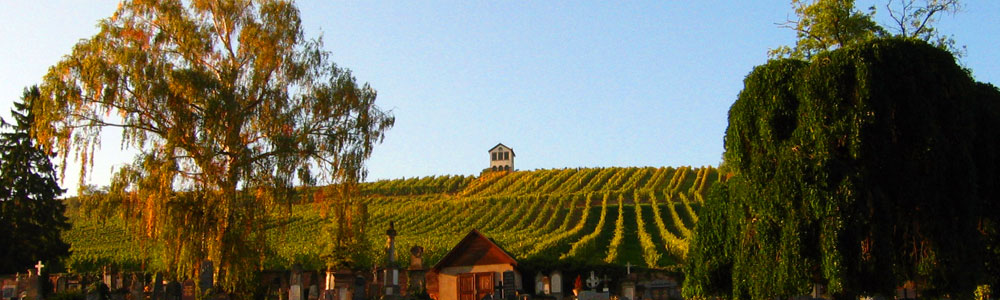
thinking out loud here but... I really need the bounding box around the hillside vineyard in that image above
[64,166,718,272]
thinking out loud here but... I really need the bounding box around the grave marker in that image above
[181,280,196,300]
[165,280,181,300]
[290,264,303,300]
[200,260,214,296]
[502,270,516,299]
[549,271,562,298]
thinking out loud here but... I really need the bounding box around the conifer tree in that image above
[0,86,69,274]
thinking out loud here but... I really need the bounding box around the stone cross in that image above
[585,272,600,289]
[34,261,44,275]
[626,262,631,275]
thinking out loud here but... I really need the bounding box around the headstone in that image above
[502,271,516,299]
[181,280,196,300]
[408,246,424,270]
[200,260,214,296]
[352,276,366,300]
[56,275,69,294]
[130,273,145,300]
[585,272,600,290]
[151,273,164,300]
[103,268,113,289]
[407,246,426,296]
[2,278,17,299]
[533,273,543,295]
[549,271,562,298]
[165,280,184,300]
[645,280,673,300]
[68,278,82,292]
[577,291,610,300]
[621,281,635,300]
[290,265,303,300]
[308,284,319,300]
[26,269,40,300]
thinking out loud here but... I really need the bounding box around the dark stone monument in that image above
[130,273,145,300]
[165,281,181,300]
[200,260,214,297]
[152,273,164,300]
[352,276,367,300]
[502,271,516,299]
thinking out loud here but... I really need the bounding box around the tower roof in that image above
[488,143,515,157]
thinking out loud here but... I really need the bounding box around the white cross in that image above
[34,261,44,275]
[626,262,632,275]
[585,271,600,289]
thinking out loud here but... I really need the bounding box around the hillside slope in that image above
[64,166,719,272]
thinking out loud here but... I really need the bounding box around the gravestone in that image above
[2,277,17,299]
[407,246,426,295]
[130,273,145,300]
[352,276,367,300]
[181,280,196,300]
[200,260,214,296]
[577,291,610,300]
[308,284,319,300]
[165,281,181,300]
[533,273,543,295]
[68,278,82,292]
[621,281,635,300]
[585,272,600,290]
[26,269,40,300]
[56,275,68,294]
[549,271,562,299]
[152,273,164,300]
[502,271,516,299]
[289,264,303,300]
[645,280,675,300]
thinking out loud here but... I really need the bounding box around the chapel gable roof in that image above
[430,229,518,272]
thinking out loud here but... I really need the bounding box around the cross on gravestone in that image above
[585,272,600,290]
[625,262,631,275]
[35,261,44,275]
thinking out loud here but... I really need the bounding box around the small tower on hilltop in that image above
[488,143,515,172]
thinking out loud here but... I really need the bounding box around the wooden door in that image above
[475,272,494,300]
[459,274,476,300]
[458,272,494,300]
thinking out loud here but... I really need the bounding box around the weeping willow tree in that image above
[32,0,393,294]
[684,39,1000,299]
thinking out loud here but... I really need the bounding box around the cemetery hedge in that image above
[62,166,717,276]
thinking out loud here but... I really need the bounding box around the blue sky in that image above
[1,1,998,194]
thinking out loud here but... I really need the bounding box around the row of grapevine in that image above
[648,190,689,259]
[523,194,590,257]
[604,195,626,263]
[633,193,662,267]
[362,175,472,196]
[561,193,610,261]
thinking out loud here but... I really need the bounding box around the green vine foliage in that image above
[684,38,1000,299]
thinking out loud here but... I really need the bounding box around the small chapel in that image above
[488,143,515,172]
